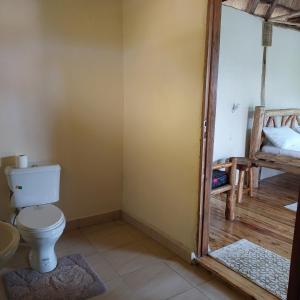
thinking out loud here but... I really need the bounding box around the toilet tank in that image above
[5,165,61,208]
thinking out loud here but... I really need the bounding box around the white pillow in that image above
[294,126,300,134]
[263,126,300,150]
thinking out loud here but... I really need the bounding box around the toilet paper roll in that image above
[16,155,28,168]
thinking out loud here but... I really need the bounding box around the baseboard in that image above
[121,211,192,262]
[65,210,121,231]
[65,209,192,263]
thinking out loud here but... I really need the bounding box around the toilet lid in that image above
[17,204,65,232]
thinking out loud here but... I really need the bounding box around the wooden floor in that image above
[209,172,299,259]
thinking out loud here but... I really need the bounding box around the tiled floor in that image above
[0,221,245,300]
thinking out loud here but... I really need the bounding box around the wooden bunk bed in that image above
[249,106,300,194]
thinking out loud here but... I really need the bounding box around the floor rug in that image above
[209,239,290,300]
[2,253,106,300]
[284,202,298,212]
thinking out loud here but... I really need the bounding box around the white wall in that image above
[266,26,300,108]
[214,6,300,166]
[213,6,263,161]
[262,26,300,178]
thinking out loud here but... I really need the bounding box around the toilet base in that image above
[29,247,58,273]
[17,215,65,273]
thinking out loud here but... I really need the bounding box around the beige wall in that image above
[122,0,207,252]
[0,0,123,221]
[0,0,207,253]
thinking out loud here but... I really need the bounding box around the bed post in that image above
[249,106,265,194]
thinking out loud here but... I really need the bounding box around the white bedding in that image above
[263,126,300,150]
[262,145,300,159]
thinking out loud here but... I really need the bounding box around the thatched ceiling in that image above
[222,0,300,30]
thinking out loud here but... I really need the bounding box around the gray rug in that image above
[209,239,290,300]
[2,254,106,300]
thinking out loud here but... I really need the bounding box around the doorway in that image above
[197,0,300,299]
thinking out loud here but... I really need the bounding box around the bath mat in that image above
[2,253,106,300]
[209,239,290,300]
[285,202,297,212]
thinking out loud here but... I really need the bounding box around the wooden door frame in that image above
[288,191,300,299]
[197,1,299,298]
[197,0,222,257]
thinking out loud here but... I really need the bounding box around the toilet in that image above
[5,164,65,273]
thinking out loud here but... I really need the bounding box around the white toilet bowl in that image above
[16,204,65,273]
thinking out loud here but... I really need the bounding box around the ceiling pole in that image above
[246,0,260,14]
[261,47,267,106]
[261,22,272,106]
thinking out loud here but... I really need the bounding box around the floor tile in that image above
[3,244,30,269]
[103,241,156,276]
[0,245,30,300]
[103,237,174,276]
[168,288,211,300]
[141,237,174,260]
[90,278,139,300]
[83,223,145,254]
[0,221,251,300]
[198,279,245,300]
[122,262,192,300]
[55,230,97,257]
[80,221,125,235]
[165,256,213,287]
[85,253,120,283]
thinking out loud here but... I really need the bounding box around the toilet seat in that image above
[17,204,65,233]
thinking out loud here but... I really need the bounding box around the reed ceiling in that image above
[222,0,300,30]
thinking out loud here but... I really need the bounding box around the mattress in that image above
[262,145,300,159]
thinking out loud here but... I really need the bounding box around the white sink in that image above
[0,221,20,268]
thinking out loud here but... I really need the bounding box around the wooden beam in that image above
[270,10,300,21]
[265,108,300,117]
[269,19,300,30]
[225,157,237,221]
[289,16,300,23]
[212,162,232,170]
[211,185,232,195]
[265,0,279,20]
[249,106,265,159]
[253,159,300,175]
[247,0,260,14]
[237,169,245,204]
[255,152,300,168]
[270,21,300,32]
